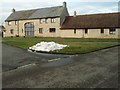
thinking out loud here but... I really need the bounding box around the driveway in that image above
[2,43,119,88]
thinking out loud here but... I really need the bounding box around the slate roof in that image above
[61,12,120,29]
[5,6,64,21]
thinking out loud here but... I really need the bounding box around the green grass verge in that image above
[3,41,119,54]
[53,43,119,54]
[3,41,38,49]
[2,37,120,42]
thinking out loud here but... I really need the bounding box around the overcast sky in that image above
[0,0,119,25]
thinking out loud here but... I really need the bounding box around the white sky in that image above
[0,0,119,25]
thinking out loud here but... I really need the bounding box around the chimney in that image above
[74,11,77,17]
[63,1,66,7]
[12,8,15,13]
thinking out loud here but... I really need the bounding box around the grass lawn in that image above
[0,36,2,40]
[3,37,120,42]
[3,40,119,54]
[54,42,119,54]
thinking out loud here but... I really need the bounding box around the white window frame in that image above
[40,19,42,24]
[109,28,116,35]
[51,18,56,23]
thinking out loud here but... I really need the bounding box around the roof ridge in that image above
[80,12,119,17]
[15,6,63,12]
[61,12,119,29]
[68,12,120,17]
[6,5,65,21]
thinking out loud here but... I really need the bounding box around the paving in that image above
[2,43,119,88]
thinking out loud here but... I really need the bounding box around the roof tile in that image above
[61,12,120,29]
[6,6,64,21]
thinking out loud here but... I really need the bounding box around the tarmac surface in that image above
[2,43,71,71]
[2,43,119,88]
[0,43,2,89]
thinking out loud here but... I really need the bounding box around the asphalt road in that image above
[0,43,2,73]
[0,43,2,89]
[2,43,119,88]
[2,43,71,71]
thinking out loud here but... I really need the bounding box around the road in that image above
[2,43,119,88]
[2,43,71,71]
[0,43,2,89]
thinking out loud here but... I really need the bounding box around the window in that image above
[51,18,56,23]
[39,28,43,33]
[24,22,34,36]
[40,19,42,24]
[15,21,17,25]
[49,28,56,32]
[22,29,23,33]
[101,29,104,34]
[45,18,48,23]
[10,29,14,34]
[85,29,88,34]
[74,29,76,34]
[109,28,116,35]
[8,21,12,25]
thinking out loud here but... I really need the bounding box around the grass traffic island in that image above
[2,37,120,54]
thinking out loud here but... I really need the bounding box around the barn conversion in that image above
[4,2,120,38]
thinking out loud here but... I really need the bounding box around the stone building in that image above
[0,25,6,37]
[61,12,120,38]
[4,2,120,38]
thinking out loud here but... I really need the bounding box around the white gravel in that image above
[29,41,68,52]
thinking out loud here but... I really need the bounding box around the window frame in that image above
[10,29,14,34]
[22,29,23,33]
[49,28,56,32]
[39,19,42,24]
[85,29,88,34]
[15,21,17,25]
[45,18,48,23]
[39,28,43,33]
[51,18,56,23]
[74,29,76,34]
[100,28,104,34]
[8,21,12,25]
[109,28,116,35]
[24,22,34,36]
